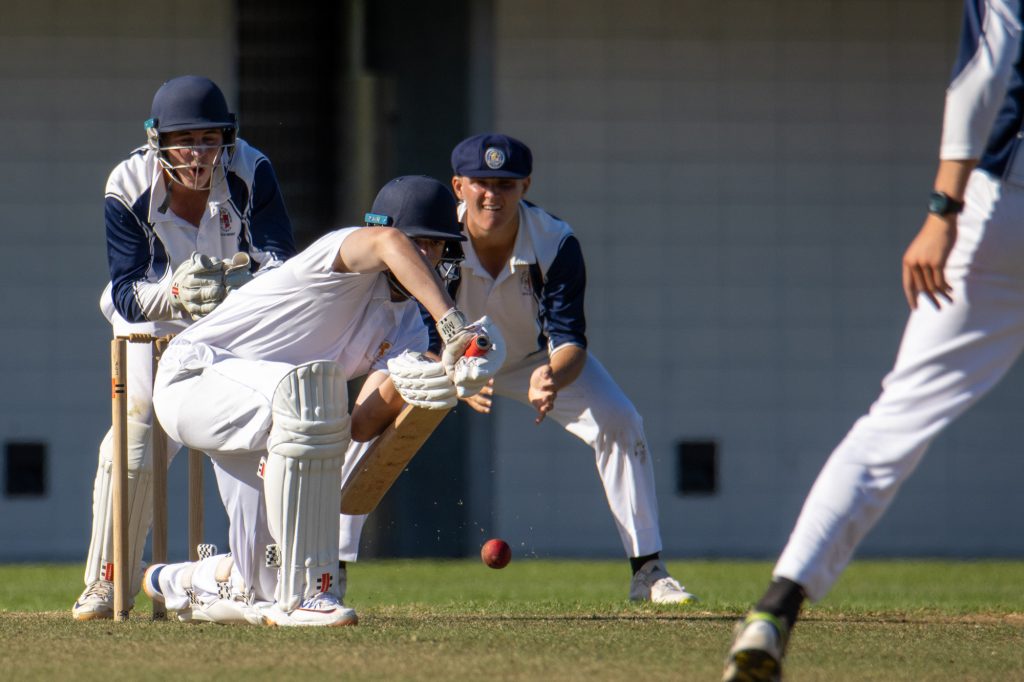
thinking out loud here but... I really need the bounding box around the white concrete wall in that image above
[487,0,1024,558]
[0,0,234,559]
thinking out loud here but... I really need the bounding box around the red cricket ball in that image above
[480,538,512,569]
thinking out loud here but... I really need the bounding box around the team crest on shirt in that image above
[219,207,232,233]
[485,147,505,169]
[374,340,393,362]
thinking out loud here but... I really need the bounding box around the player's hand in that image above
[169,252,227,318]
[387,351,458,410]
[223,252,253,292]
[449,316,507,398]
[462,379,495,414]
[902,214,956,310]
[528,364,557,424]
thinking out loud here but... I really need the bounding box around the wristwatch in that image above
[927,191,964,216]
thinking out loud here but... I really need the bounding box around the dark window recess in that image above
[5,442,46,497]
[676,440,717,495]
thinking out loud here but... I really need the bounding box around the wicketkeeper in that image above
[75,75,295,621]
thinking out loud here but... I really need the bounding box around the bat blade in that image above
[339,403,451,515]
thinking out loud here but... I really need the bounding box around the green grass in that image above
[2,560,1023,680]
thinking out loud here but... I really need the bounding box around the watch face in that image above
[929,192,961,215]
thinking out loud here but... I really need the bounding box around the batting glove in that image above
[387,351,458,410]
[450,316,506,398]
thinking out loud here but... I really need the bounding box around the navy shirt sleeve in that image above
[249,159,296,260]
[105,194,159,323]
[539,235,587,352]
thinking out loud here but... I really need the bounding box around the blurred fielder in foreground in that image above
[75,75,295,621]
[724,2,1024,680]
[148,176,500,626]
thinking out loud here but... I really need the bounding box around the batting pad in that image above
[264,361,351,612]
[84,421,153,592]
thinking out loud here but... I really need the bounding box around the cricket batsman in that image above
[147,176,503,625]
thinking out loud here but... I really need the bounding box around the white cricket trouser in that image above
[339,440,371,562]
[774,170,1024,601]
[153,341,295,601]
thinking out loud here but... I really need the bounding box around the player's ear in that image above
[521,177,531,196]
[451,175,464,200]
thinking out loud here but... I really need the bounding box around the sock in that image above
[630,553,659,575]
[754,577,805,631]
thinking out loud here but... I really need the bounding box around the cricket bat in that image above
[340,336,490,515]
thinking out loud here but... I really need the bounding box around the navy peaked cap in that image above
[451,133,532,178]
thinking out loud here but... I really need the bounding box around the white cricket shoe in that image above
[629,559,698,604]
[722,612,787,682]
[188,596,266,626]
[73,580,133,621]
[263,592,358,627]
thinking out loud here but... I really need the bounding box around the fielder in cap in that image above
[74,75,296,621]
[724,2,1024,679]
[337,133,697,603]
[147,176,501,626]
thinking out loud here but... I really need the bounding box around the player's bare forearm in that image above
[548,344,586,390]
[334,227,455,321]
[932,159,975,202]
[350,370,406,441]
[528,346,586,424]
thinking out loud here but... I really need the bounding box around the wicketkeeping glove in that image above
[223,252,254,292]
[168,252,226,318]
[387,351,458,410]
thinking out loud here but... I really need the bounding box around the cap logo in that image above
[484,147,506,170]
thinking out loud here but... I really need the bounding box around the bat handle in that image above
[464,335,490,357]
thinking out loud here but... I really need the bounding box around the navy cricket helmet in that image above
[146,75,237,137]
[144,76,237,190]
[365,176,465,290]
[365,176,465,242]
